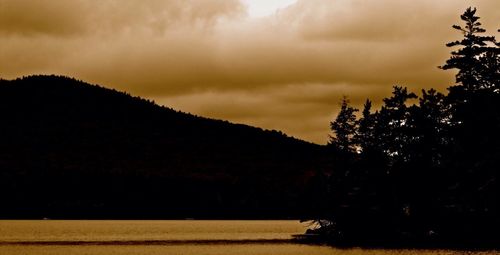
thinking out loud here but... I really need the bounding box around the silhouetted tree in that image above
[440,7,497,93]
[377,86,417,166]
[401,89,452,232]
[329,97,359,154]
[356,99,376,153]
[439,9,500,227]
[410,88,451,166]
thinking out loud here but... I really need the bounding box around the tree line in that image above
[304,7,500,247]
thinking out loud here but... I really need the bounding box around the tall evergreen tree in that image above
[403,89,451,229]
[356,99,376,153]
[377,86,417,164]
[437,8,500,239]
[440,7,497,93]
[329,97,359,154]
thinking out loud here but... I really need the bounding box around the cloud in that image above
[0,0,244,36]
[0,0,91,36]
[0,0,499,143]
[280,0,442,42]
[282,0,500,42]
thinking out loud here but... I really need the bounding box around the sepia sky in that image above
[1,0,499,144]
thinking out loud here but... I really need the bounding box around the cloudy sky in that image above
[1,0,499,144]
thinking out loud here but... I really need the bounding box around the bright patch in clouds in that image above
[241,0,297,17]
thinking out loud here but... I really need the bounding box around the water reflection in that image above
[0,221,498,255]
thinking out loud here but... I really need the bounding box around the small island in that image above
[298,7,500,249]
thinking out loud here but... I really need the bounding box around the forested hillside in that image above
[0,75,325,219]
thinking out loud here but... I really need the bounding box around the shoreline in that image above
[292,234,500,251]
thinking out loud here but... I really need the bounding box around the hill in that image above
[0,75,326,219]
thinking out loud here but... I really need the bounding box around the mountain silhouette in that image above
[0,75,325,219]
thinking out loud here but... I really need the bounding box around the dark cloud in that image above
[0,0,244,36]
[0,0,90,36]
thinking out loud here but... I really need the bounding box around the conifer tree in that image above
[329,97,359,154]
[440,7,497,93]
[378,86,417,163]
[356,99,376,153]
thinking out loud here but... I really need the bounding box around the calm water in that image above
[0,220,498,255]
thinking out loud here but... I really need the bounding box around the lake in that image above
[0,220,497,255]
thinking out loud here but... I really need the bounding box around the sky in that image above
[0,0,499,144]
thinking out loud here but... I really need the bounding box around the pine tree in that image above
[377,86,417,163]
[329,97,359,154]
[356,99,376,153]
[440,7,497,93]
